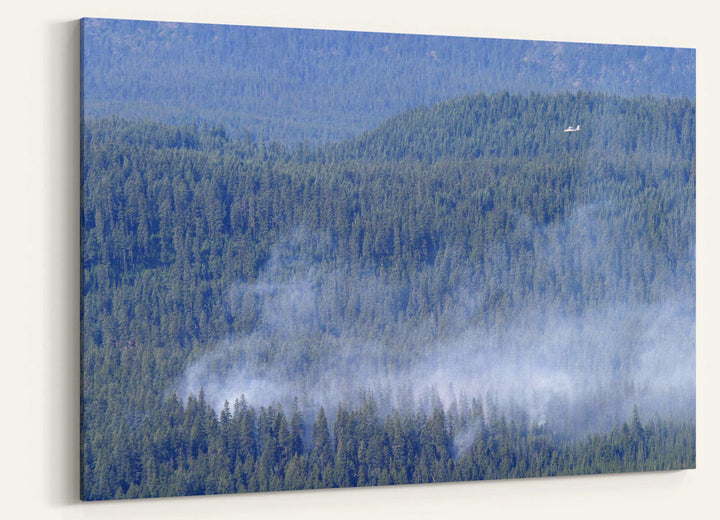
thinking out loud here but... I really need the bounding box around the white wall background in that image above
[1,1,717,518]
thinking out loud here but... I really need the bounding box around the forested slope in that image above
[81,91,695,499]
[81,18,695,143]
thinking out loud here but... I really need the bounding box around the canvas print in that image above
[80,18,696,500]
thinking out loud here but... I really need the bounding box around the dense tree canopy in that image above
[81,91,695,500]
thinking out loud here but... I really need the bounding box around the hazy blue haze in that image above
[81,18,695,144]
[79,20,696,498]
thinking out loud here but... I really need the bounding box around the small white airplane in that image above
[564,125,581,132]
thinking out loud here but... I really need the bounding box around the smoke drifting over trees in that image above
[81,79,694,498]
[180,209,694,439]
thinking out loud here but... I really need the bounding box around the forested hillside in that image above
[80,18,695,143]
[81,91,695,500]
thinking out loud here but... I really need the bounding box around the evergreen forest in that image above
[81,89,695,500]
[80,18,695,143]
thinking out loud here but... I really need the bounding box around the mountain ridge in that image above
[81,18,695,144]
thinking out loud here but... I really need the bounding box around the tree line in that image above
[82,392,694,500]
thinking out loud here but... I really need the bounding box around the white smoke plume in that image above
[177,216,695,440]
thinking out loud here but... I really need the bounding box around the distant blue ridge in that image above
[80,18,695,144]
